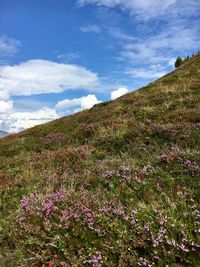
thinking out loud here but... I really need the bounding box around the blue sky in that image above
[0,0,199,132]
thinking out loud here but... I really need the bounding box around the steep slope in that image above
[1,54,200,156]
[0,54,199,266]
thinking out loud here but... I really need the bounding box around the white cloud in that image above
[120,26,200,65]
[1,108,59,132]
[126,66,167,79]
[0,89,9,100]
[56,94,101,114]
[77,0,200,19]
[0,59,104,132]
[0,59,100,97]
[0,94,102,132]
[0,100,13,113]
[80,25,101,33]
[168,57,177,67]
[0,93,102,132]
[0,35,21,56]
[111,87,129,100]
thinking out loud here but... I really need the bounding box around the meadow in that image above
[0,54,199,266]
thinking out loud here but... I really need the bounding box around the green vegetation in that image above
[175,56,188,68]
[174,53,199,68]
[0,54,200,266]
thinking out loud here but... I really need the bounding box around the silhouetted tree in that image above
[175,57,183,68]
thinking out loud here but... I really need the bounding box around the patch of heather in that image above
[13,185,200,266]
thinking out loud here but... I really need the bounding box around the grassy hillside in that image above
[0,54,200,266]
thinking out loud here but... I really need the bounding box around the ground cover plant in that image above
[0,54,200,266]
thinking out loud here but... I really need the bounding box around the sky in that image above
[0,0,199,132]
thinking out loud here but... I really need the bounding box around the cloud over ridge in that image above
[111,87,129,100]
[56,94,101,114]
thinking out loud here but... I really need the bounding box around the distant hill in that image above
[0,53,199,266]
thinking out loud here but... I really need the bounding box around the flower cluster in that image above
[138,257,153,267]
[102,165,133,183]
[84,251,102,267]
[183,159,199,174]
[14,175,199,266]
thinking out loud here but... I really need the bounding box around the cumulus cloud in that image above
[0,94,102,132]
[56,94,101,114]
[0,100,13,113]
[111,87,129,100]
[0,59,100,98]
[0,59,103,132]
[0,108,59,133]
[77,0,200,20]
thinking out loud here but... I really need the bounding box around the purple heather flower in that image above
[183,159,199,174]
[51,189,65,201]
[20,193,39,212]
[43,201,58,217]
[86,252,102,267]
[138,257,152,267]
[142,164,153,174]
[102,171,113,179]
[119,165,131,174]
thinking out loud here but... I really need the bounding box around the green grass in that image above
[0,54,200,266]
